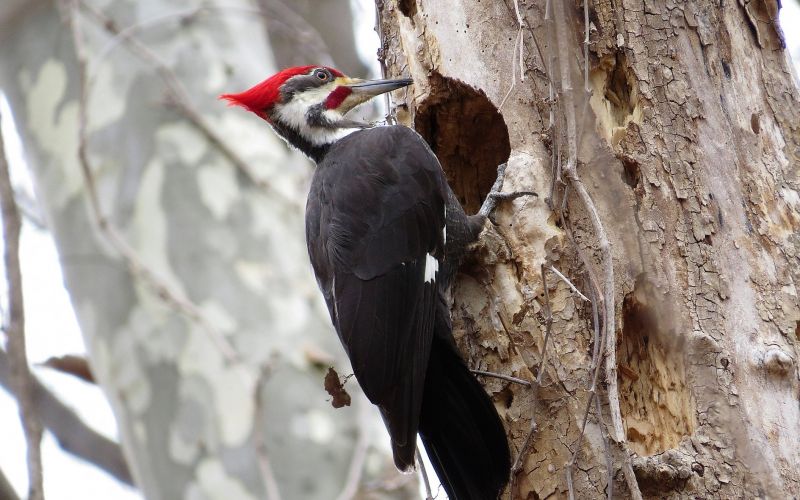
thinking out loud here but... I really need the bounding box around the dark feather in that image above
[306,126,446,469]
[420,332,512,500]
[305,125,510,494]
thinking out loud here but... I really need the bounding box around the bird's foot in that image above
[478,163,538,222]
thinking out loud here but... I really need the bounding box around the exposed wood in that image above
[380,0,800,497]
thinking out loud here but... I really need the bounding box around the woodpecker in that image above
[222,66,511,499]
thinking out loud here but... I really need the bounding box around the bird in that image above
[221,65,512,499]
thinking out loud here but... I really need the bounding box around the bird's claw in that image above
[478,163,538,223]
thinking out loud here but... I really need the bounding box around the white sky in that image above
[1,2,799,499]
[0,94,141,499]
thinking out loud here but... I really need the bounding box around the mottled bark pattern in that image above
[381,0,799,498]
[0,1,415,499]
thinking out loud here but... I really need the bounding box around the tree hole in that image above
[620,155,642,189]
[617,276,696,456]
[750,113,761,135]
[414,74,511,213]
[721,60,732,79]
[496,386,514,409]
[398,0,417,18]
[589,53,642,145]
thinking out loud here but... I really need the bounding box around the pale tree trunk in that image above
[381,0,799,498]
[0,0,416,499]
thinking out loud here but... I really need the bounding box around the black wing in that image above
[306,125,447,469]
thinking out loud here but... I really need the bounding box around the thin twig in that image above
[551,0,641,497]
[91,3,333,78]
[63,0,242,367]
[0,348,132,485]
[510,264,557,493]
[471,369,532,387]
[373,1,394,124]
[0,466,20,500]
[566,460,576,500]
[588,279,601,382]
[545,0,559,210]
[253,367,283,500]
[536,264,554,386]
[416,448,433,500]
[65,3,286,494]
[78,0,297,208]
[565,271,607,497]
[584,0,591,94]
[549,265,590,302]
[499,0,526,111]
[251,0,335,67]
[14,190,46,230]
[0,97,44,500]
[335,402,372,500]
[595,394,613,500]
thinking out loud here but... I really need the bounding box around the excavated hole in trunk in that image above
[589,52,642,146]
[414,74,511,214]
[618,276,696,456]
[398,0,417,18]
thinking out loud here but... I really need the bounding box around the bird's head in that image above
[220,66,413,159]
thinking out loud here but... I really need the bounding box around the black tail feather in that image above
[419,338,511,500]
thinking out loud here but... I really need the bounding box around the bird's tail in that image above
[419,337,511,500]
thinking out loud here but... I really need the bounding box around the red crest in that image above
[220,66,344,120]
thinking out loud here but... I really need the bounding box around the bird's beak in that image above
[345,77,414,97]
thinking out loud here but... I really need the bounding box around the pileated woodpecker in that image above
[222,66,511,499]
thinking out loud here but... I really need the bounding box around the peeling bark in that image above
[381,0,800,497]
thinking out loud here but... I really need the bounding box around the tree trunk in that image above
[0,0,414,498]
[380,0,800,498]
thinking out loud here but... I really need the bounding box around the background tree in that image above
[378,0,799,498]
[2,0,799,499]
[0,0,417,498]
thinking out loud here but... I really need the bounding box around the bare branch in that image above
[62,3,291,495]
[0,466,20,500]
[595,395,613,500]
[416,448,433,500]
[373,1,395,124]
[536,264,555,386]
[41,354,94,384]
[471,369,532,387]
[335,402,372,500]
[14,190,46,231]
[549,265,590,302]
[0,98,44,500]
[78,0,298,208]
[251,0,335,67]
[566,459,575,500]
[565,265,609,499]
[62,0,243,368]
[253,368,283,500]
[551,0,641,497]
[510,264,558,493]
[0,349,133,485]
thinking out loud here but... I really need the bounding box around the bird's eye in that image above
[315,70,328,81]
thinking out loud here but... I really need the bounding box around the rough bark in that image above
[0,1,415,499]
[381,0,800,498]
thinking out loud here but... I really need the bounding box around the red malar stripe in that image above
[324,86,353,110]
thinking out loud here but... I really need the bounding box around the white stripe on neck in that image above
[274,90,361,147]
